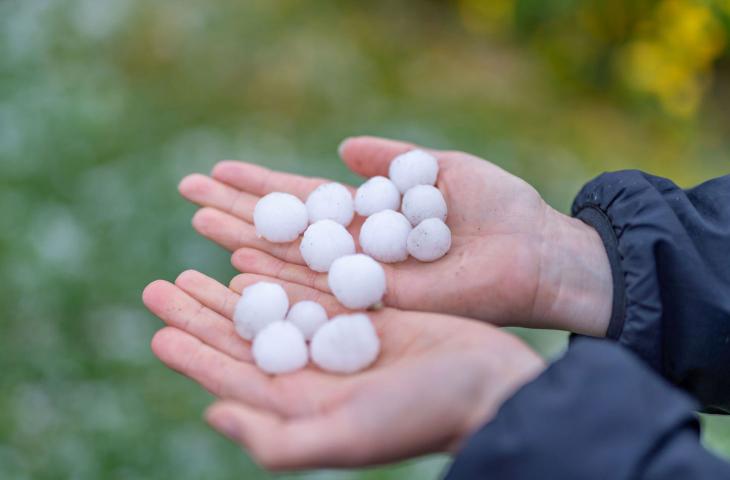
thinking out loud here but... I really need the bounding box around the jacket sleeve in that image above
[445,337,730,480]
[571,171,730,413]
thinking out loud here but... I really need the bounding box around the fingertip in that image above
[211,160,240,181]
[229,273,247,291]
[142,279,174,310]
[150,326,177,357]
[178,173,209,197]
[205,402,245,443]
[191,207,214,232]
[174,269,202,289]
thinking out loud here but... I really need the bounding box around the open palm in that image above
[179,136,610,335]
[142,270,543,470]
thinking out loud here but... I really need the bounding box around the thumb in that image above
[339,135,426,179]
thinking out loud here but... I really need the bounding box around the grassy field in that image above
[2,1,729,478]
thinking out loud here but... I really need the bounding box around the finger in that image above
[192,208,306,264]
[338,135,426,179]
[231,247,401,312]
[179,174,258,222]
[151,327,272,407]
[229,273,348,317]
[232,248,330,293]
[143,279,251,362]
[211,160,332,199]
[205,401,359,470]
[174,269,238,320]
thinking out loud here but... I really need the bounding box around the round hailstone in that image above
[252,321,308,374]
[401,185,448,226]
[233,282,289,340]
[359,209,412,263]
[300,220,356,273]
[254,192,308,243]
[286,300,329,341]
[306,182,355,227]
[310,314,380,374]
[388,149,439,194]
[328,254,386,309]
[354,176,401,217]
[407,218,452,262]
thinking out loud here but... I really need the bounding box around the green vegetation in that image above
[1,1,728,478]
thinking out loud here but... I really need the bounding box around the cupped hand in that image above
[179,136,612,336]
[142,271,544,470]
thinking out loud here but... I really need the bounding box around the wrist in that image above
[533,207,613,336]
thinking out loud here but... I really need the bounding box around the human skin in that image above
[178,136,613,336]
[142,270,545,470]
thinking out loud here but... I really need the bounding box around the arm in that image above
[572,171,730,412]
[447,337,730,479]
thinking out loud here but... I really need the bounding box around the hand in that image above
[179,136,612,336]
[142,271,545,470]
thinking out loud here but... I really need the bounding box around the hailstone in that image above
[254,192,308,243]
[359,209,412,263]
[306,182,355,227]
[310,313,380,374]
[328,254,386,309]
[388,149,439,194]
[286,300,329,341]
[252,321,308,374]
[354,176,401,217]
[233,281,289,340]
[300,220,356,272]
[407,218,452,262]
[401,185,448,226]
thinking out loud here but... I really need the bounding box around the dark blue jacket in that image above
[447,171,730,479]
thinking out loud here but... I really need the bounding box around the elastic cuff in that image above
[574,206,626,339]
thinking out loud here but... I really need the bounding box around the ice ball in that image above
[233,281,289,340]
[300,219,356,273]
[306,182,354,227]
[310,313,380,374]
[354,176,401,217]
[388,149,439,194]
[252,321,308,374]
[254,192,308,243]
[359,209,412,263]
[407,218,452,262]
[286,300,329,341]
[328,254,386,309]
[401,185,447,226]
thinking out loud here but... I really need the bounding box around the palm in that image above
[180,136,550,327]
[143,270,543,469]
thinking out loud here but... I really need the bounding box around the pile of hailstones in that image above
[234,149,451,375]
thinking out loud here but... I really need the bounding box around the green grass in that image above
[1,1,729,478]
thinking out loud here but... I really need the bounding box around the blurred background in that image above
[1,0,729,478]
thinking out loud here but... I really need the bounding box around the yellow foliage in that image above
[618,0,725,117]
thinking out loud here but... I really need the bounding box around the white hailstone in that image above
[252,321,308,374]
[286,300,329,341]
[407,218,452,262]
[254,192,308,243]
[233,282,289,340]
[310,314,380,374]
[328,254,386,309]
[300,220,356,273]
[359,209,412,263]
[401,185,448,226]
[354,176,401,217]
[306,182,355,227]
[388,149,439,194]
